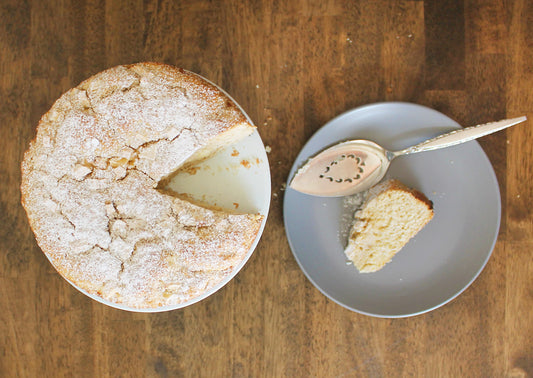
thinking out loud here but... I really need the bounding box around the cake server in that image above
[290,116,527,197]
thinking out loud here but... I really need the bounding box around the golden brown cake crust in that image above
[377,179,434,211]
[21,63,263,308]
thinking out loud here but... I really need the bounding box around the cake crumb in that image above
[240,160,251,168]
[233,202,239,209]
[184,166,200,175]
[255,84,260,89]
[339,192,366,246]
[265,145,271,153]
[280,183,286,191]
[231,148,239,157]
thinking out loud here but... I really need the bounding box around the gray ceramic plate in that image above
[283,102,501,318]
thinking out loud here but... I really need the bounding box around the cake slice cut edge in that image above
[344,179,434,273]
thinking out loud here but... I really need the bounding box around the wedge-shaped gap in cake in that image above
[161,131,269,214]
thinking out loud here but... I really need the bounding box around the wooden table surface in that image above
[1,0,532,376]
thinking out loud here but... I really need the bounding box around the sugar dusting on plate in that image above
[338,191,366,248]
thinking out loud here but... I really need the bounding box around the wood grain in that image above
[1,0,532,376]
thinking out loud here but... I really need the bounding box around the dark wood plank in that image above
[0,2,39,376]
[381,1,425,102]
[424,0,465,90]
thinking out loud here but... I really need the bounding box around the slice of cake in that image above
[344,179,434,273]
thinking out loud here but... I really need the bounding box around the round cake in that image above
[21,63,264,309]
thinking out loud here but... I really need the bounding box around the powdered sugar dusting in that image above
[339,192,367,248]
[21,63,262,309]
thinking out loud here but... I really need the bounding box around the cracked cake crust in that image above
[21,63,263,308]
